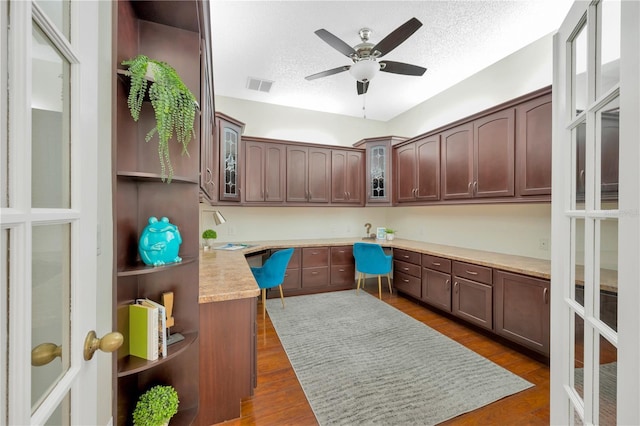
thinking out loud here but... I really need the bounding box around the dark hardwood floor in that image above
[218,285,550,426]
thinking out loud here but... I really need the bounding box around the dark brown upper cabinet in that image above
[199,40,217,204]
[442,109,515,200]
[516,93,552,197]
[243,138,286,203]
[286,146,331,203]
[216,112,245,202]
[331,149,363,205]
[395,135,440,203]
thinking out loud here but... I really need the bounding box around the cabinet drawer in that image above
[287,248,301,269]
[302,266,329,288]
[394,271,422,299]
[453,261,492,285]
[331,264,355,286]
[393,248,421,265]
[331,246,354,265]
[282,268,301,291]
[302,247,329,268]
[422,254,451,273]
[393,259,421,278]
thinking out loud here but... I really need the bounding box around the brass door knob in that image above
[83,330,124,361]
[31,342,63,366]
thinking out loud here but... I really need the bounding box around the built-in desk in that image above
[197,238,617,423]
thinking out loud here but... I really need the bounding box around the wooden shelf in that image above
[117,256,197,277]
[117,331,198,377]
[117,171,198,184]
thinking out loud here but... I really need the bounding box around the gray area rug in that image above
[266,290,533,425]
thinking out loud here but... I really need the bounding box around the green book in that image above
[129,303,158,361]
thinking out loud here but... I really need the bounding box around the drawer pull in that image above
[339,268,345,272]
[403,255,409,258]
[446,279,450,291]
[543,288,549,304]
[432,262,441,266]
[454,281,459,293]
[339,250,345,253]
[312,271,319,275]
[403,279,410,283]
[403,267,409,271]
[465,270,478,275]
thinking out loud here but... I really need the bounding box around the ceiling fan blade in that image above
[314,29,357,58]
[372,17,422,58]
[357,81,369,95]
[305,65,350,81]
[380,60,427,76]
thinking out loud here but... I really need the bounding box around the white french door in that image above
[552,0,640,424]
[1,1,105,424]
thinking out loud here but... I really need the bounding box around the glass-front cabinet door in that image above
[216,112,244,202]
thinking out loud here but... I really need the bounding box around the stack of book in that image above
[129,298,167,361]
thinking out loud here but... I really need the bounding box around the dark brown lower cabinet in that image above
[330,246,355,286]
[494,270,550,355]
[422,269,451,312]
[452,277,493,331]
[282,248,301,292]
[394,271,422,299]
[198,297,256,425]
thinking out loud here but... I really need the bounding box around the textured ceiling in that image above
[210,1,572,122]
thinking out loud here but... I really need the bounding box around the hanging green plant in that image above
[122,54,197,182]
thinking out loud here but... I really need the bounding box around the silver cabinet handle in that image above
[468,182,472,192]
[206,168,214,185]
[432,262,441,266]
[543,287,549,304]
[403,267,409,271]
[312,271,319,275]
[339,268,345,272]
[473,181,478,193]
[403,255,410,259]
[403,279,409,283]
[465,270,478,275]
[446,279,450,291]
[454,281,459,293]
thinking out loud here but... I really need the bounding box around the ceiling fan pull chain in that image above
[362,93,367,119]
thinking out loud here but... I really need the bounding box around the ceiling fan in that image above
[305,17,427,95]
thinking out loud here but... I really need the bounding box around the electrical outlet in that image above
[539,238,549,251]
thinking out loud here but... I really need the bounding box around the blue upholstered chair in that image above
[353,242,393,300]
[250,248,294,320]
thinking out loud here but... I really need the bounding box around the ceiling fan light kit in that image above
[306,17,427,95]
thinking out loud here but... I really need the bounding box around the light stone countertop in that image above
[199,238,559,303]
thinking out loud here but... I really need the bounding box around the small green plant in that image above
[385,228,396,234]
[122,54,197,182]
[132,385,179,426]
[202,229,217,240]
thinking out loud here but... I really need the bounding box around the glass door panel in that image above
[573,21,588,116]
[573,122,587,210]
[598,0,620,96]
[33,0,69,40]
[597,218,617,331]
[31,223,70,412]
[31,23,70,209]
[573,312,585,400]
[598,338,617,425]
[597,102,619,209]
[572,217,585,307]
[370,145,386,200]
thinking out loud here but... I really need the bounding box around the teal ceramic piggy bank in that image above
[139,216,183,266]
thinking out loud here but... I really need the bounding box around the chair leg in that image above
[387,273,392,294]
[356,272,362,293]
[377,275,382,300]
[262,288,266,321]
[278,284,285,309]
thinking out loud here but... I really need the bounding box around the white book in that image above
[138,298,167,357]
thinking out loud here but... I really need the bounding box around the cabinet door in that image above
[422,269,451,312]
[331,150,349,203]
[441,123,473,199]
[366,142,391,204]
[452,277,493,330]
[395,143,417,202]
[244,141,265,202]
[416,136,440,201]
[219,119,242,202]
[494,270,550,355]
[474,109,515,198]
[264,143,286,202]
[199,45,216,203]
[286,146,308,202]
[345,150,363,204]
[308,147,331,203]
[516,94,552,196]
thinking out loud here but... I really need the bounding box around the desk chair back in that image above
[353,242,392,299]
[250,248,294,319]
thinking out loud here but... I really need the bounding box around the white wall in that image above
[386,33,553,136]
[199,204,388,244]
[214,96,389,147]
[205,34,558,260]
